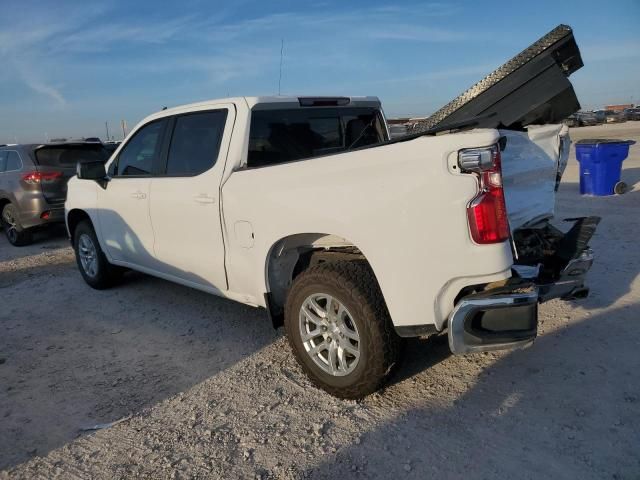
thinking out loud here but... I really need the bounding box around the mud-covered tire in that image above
[284,261,401,399]
[73,220,123,289]
[1,203,33,246]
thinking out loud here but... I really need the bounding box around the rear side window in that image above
[35,145,108,167]
[247,107,386,168]
[165,110,227,176]
[6,151,22,171]
[115,120,165,176]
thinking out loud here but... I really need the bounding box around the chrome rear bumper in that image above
[448,288,538,355]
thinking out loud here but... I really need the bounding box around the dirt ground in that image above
[1,123,639,479]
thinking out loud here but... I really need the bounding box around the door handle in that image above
[131,191,147,199]
[194,194,215,204]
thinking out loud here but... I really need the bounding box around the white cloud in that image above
[22,77,67,106]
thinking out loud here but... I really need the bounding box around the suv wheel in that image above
[1,203,33,246]
[284,261,401,399]
[73,220,122,289]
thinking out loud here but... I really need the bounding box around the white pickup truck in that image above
[66,25,598,398]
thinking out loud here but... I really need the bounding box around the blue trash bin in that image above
[575,139,636,196]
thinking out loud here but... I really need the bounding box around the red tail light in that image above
[21,171,63,184]
[459,146,510,244]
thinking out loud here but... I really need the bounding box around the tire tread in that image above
[284,260,401,399]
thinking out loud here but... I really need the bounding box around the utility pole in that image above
[105,121,110,142]
[278,39,284,95]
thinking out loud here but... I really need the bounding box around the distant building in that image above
[605,104,633,112]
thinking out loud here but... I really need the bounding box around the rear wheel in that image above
[284,261,401,399]
[73,220,122,289]
[1,203,33,246]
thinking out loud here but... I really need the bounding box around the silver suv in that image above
[0,143,110,246]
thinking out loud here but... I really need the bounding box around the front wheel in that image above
[73,220,122,289]
[284,261,401,399]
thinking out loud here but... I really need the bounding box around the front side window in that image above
[115,120,165,176]
[6,151,22,171]
[247,107,386,168]
[165,110,227,176]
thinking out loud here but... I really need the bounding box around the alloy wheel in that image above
[298,293,361,376]
[78,234,98,278]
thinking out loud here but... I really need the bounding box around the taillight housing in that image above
[458,145,510,244]
[21,171,63,185]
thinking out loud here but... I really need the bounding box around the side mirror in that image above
[77,161,108,188]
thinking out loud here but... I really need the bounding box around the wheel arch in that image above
[66,208,93,239]
[263,232,385,328]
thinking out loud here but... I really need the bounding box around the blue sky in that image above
[1,0,638,143]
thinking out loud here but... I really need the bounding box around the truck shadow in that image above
[389,333,451,386]
[305,303,640,479]
[0,210,281,470]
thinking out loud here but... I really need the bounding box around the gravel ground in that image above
[1,123,639,479]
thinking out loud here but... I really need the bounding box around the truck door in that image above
[148,106,234,291]
[98,119,168,268]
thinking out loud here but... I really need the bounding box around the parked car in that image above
[0,143,111,245]
[102,141,122,155]
[66,25,598,398]
[592,110,605,123]
[564,114,579,127]
[564,112,596,127]
[576,111,598,126]
[623,108,640,121]
[606,110,626,123]
[594,109,626,123]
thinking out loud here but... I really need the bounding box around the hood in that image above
[414,25,584,132]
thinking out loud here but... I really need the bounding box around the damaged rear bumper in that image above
[538,248,593,301]
[449,216,599,355]
[514,216,600,302]
[448,287,538,354]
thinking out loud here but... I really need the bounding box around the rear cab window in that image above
[247,107,387,168]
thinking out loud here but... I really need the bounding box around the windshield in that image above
[35,144,111,167]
